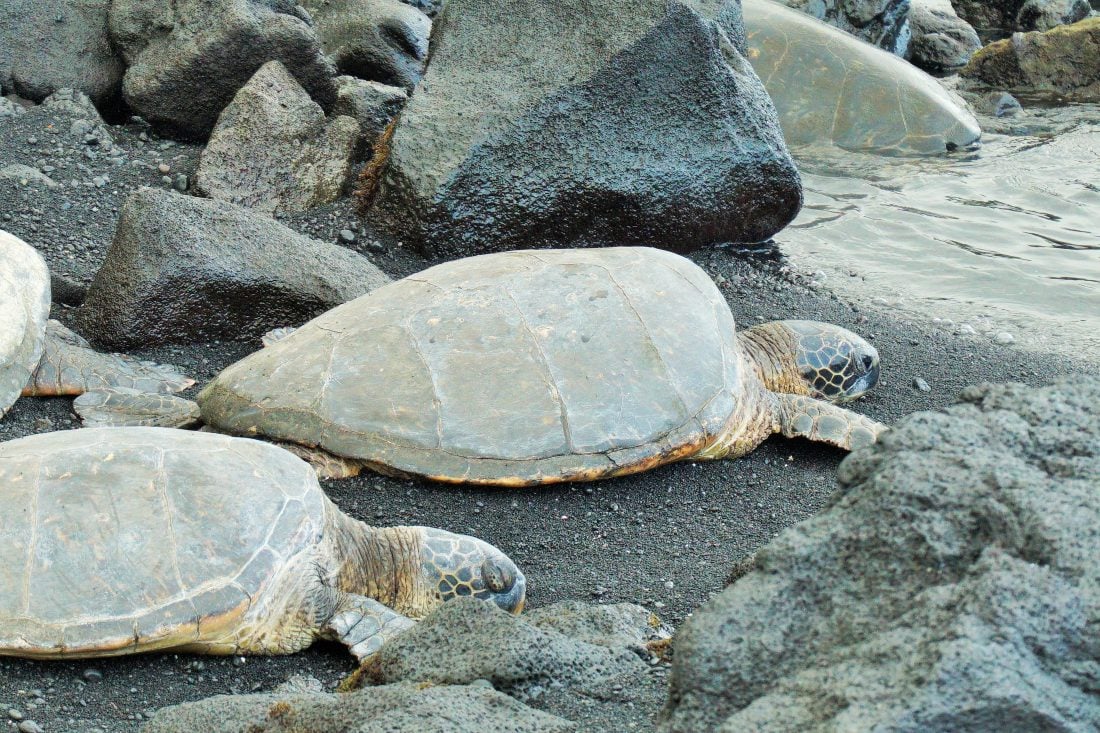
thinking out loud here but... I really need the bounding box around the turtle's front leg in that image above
[321,593,416,661]
[775,393,887,450]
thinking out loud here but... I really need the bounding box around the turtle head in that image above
[739,320,879,403]
[416,527,527,615]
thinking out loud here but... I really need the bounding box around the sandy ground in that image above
[1,108,1093,733]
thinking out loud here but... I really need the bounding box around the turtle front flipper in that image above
[22,320,194,396]
[775,393,887,450]
[74,387,201,428]
[322,593,416,661]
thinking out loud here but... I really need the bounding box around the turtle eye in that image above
[482,557,515,593]
[862,354,875,370]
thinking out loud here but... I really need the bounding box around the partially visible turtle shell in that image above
[0,230,50,416]
[743,0,981,154]
[0,428,324,658]
[200,247,746,485]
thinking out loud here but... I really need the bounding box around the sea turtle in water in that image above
[742,0,982,154]
[0,427,524,660]
[0,229,192,419]
[197,247,886,485]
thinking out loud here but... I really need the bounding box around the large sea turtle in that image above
[0,427,524,660]
[742,0,982,154]
[0,229,192,419]
[197,247,886,486]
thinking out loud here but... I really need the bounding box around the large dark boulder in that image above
[778,0,912,54]
[301,0,431,90]
[109,0,339,140]
[660,379,1100,731]
[78,188,389,349]
[952,0,1090,35]
[368,0,800,260]
[0,0,124,107]
[906,0,982,73]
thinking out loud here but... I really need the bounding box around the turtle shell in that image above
[199,247,746,485]
[743,0,981,154]
[0,428,324,658]
[0,230,50,416]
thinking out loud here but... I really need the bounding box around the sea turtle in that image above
[197,247,886,486]
[0,427,524,660]
[0,229,193,419]
[742,0,982,154]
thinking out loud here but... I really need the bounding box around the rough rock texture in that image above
[195,61,361,214]
[906,0,982,73]
[0,0,124,107]
[0,96,25,117]
[0,231,50,417]
[301,0,431,90]
[369,0,800,260]
[142,682,574,733]
[779,0,912,53]
[77,188,389,349]
[109,0,339,139]
[660,379,1100,732]
[961,18,1100,102]
[368,599,661,699]
[952,0,1090,34]
[333,75,408,149]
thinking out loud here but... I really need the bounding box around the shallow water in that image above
[776,103,1100,358]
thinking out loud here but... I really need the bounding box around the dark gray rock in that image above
[195,61,360,214]
[77,188,389,349]
[778,0,912,54]
[142,682,574,733]
[0,0,124,107]
[660,379,1100,732]
[962,18,1100,102]
[0,96,25,118]
[953,0,1090,34]
[906,0,982,73]
[333,75,408,149]
[371,599,658,699]
[301,0,431,90]
[369,0,800,260]
[108,0,339,140]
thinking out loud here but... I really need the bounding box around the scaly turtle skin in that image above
[0,427,524,660]
[743,0,982,154]
[199,247,885,486]
[0,230,50,417]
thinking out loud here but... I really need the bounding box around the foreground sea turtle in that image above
[0,427,524,660]
[0,229,192,419]
[198,247,886,486]
[742,0,982,154]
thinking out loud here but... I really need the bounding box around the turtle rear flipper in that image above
[322,593,416,661]
[74,387,201,428]
[22,320,194,396]
[776,393,887,450]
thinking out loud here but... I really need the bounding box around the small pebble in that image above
[82,667,103,682]
[173,174,189,192]
[162,175,172,186]
[955,323,976,335]
[92,176,106,188]
[8,709,24,721]
[158,163,171,174]
[993,331,1015,345]
[18,721,44,733]
[339,229,356,243]
[913,377,931,392]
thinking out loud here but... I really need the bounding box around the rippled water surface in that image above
[775,103,1100,357]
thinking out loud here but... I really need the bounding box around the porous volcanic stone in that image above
[333,76,408,149]
[778,0,912,54]
[195,61,361,214]
[369,0,800,259]
[660,378,1100,731]
[0,0,124,107]
[906,0,982,73]
[952,0,1090,34]
[0,231,50,417]
[109,0,338,139]
[301,0,431,90]
[77,188,389,349]
[962,18,1100,102]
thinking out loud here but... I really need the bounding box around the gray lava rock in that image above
[0,0,124,107]
[0,96,25,117]
[333,75,408,149]
[660,378,1100,732]
[962,18,1100,102]
[778,0,912,54]
[301,0,431,90]
[369,0,800,260]
[975,90,1024,116]
[77,188,389,349]
[195,61,360,214]
[952,0,1090,34]
[906,0,982,73]
[142,682,573,733]
[109,0,339,140]
[371,599,655,699]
